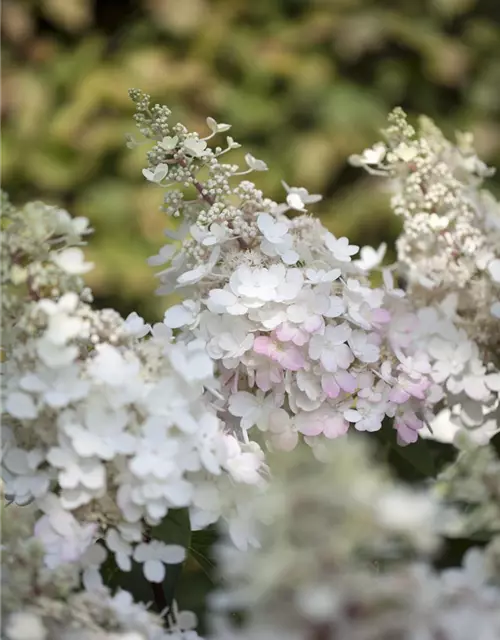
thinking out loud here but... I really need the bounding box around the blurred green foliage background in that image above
[3,0,500,322]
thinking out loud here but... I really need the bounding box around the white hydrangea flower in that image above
[51,248,93,275]
[354,243,387,271]
[281,181,322,211]
[133,540,186,582]
[324,233,359,262]
[142,163,169,182]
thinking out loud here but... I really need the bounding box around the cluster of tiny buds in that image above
[197,202,233,227]
[85,307,132,347]
[162,189,184,216]
[384,106,416,140]
[231,217,259,244]
[183,238,213,263]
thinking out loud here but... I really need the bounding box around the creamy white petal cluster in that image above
[1,196,265,593]
[132,91,435,450]
[211,439,500,640]
[354,109,500,445]
[2,502,204,640]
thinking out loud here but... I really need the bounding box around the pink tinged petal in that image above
[253,336,275,357]
[273,430,298,451]
[295,414,324,436]
[321,374,340,398]
[395,420,419,445]
[256,369,272,392]
[279,346,305,371]
[275,323,296,342]
[372,308,391,324]
[407,379,430,399]
[335,371,357,393]
[303,315,323,334]
[323,416,348,439]
[389,387,411,404]
[292,330,309,346]
[270,366,284,384]
[298,422,323,436]
[395,412,423,444]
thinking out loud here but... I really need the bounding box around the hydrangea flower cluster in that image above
[436,432,500,542]
[4,91,500,640]
[211,438,500,640]
[352,109,500,445]
[1,502,203,640]
[131,90,439,448]
[1,194,264,592]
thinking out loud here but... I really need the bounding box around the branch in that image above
[177,156,250,250]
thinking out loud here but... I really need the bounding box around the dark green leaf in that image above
[101,509,191,614]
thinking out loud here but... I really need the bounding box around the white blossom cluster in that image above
[436,433,500,543]
[4,92,500,640]
[1,193,264,597]
[131,90,442,450]
[210,438,500,640]
[352,109,500,445]
[1,502,203,640]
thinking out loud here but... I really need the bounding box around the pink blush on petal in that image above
[335,370,357,393]
[253,336,275,357]
[323,416,349,439]
[396,421,419,444]
[303,315,324,333]
[296,419,323,436]
[389,387,411,404]
[407,378,430,399]
[279,346,305,371]
[395,412,423,444]
[275,323,296,343]
[372,308,391,324]
[321,374,340,398]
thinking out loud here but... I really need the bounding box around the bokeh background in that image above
[3,0,500,625]
[3,0,500,320]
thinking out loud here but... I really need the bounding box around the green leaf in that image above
[151,507,191,548]
[490,432,500,458]
[102,555,154,606]
[377,422,455,482]
[102,509,191,614]
[189,526,219,578]
[150,508,192,607]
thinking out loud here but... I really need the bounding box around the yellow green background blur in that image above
[3,0,500,321]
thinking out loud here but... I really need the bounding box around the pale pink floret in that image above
[295,407,348,438]
[321,371,357,398]
[389,374,430,404]
[253,335,305,371]
[275,322,309,346]
[395,411,424,445]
